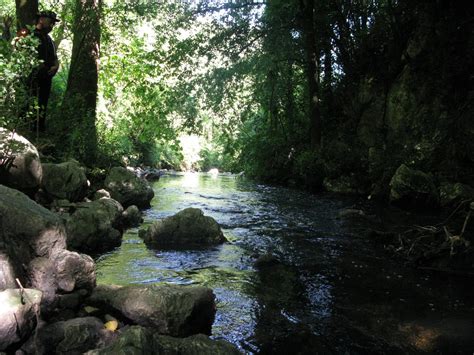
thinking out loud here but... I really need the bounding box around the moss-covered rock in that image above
[66,198,123,254]
[86,326,240,355]
[41,161,88,202]
[86,284,216,337]
[104,167,154,209]
[140,208,226,248]
[389,164,439,209]
[439,182,474,208]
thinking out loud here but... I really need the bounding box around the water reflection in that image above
[96,173,474,353]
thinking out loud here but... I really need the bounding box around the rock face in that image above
[140,208,226,248]
[86,326,240,355]
[104,167,154,208]
[389,164,439,209]
[66,198,123,254]
[0,185,96,314]
[87,284,216,337]
[0,128,42,193]
[0,288,42,351]
[41,161,88,202]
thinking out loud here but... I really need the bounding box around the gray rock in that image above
[31,317,105,355]
[51,250,96,293]
[87,284,216,337]
[27,257,58,313]
[0,254,16,290]
[41,161,89,202]
[389,164,439,209]
[121,205,142,228]
[0,185,66,282]
[86,326,240,355]
[0,288,42,351]
[140,208,226,248]
[0,128,42,192]
[66,198,123,254]
[104,167,154,208]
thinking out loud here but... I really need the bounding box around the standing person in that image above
[30,10,60,132]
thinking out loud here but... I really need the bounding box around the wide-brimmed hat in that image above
[36,10,60,23]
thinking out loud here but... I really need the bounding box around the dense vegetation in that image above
[1,0,473,197]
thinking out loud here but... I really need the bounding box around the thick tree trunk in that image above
[300,0,321,149]
[62,0,101,164]
[15,0,38,30]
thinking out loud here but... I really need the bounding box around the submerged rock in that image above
[389,164,439,209]
[86,326,240,355]
[140,207,226,248]
[66,198,123,254]
[41,161,89,202]
[0,128,42,193]
[0,288,42,351]
[86,284,216,337]
[104,167,154,208]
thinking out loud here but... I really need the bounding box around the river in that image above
[96,173,474,354]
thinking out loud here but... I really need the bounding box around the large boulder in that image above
[0,184,66,283]
[389,164,439,209]
[86,326,240,355]
[0,128,42,193]
[104,167,154,209]
[66,198,123,254]
[0,288,42,351]
[41,161,88,202]
[140,208,226,248]
[87,284,216,337]
[0,185,96,313]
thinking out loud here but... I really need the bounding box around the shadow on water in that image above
[96,173,474,354]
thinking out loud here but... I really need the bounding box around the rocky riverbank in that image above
[0,130,239,354]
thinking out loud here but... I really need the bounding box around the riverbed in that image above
[96,173,474,353]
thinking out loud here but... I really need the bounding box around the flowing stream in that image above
[96,173,474,353]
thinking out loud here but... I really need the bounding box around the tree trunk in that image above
[62,0,101,164]
[300,0,321,149]
[15,0,38,30]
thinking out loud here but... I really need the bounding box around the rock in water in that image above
[140,208,226,248]
[389,164,439,209]
[0,288,42,351]
[0,128,42,193]
[104,167,154,208]
[86,326,241,355]
[87,284,216,337]
[41,160,89,202]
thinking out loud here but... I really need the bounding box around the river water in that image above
[96,173,474,354]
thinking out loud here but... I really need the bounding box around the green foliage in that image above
[0,32,40,132]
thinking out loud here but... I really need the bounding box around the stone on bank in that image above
[104,167,154,208]
[86,284,216,337]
